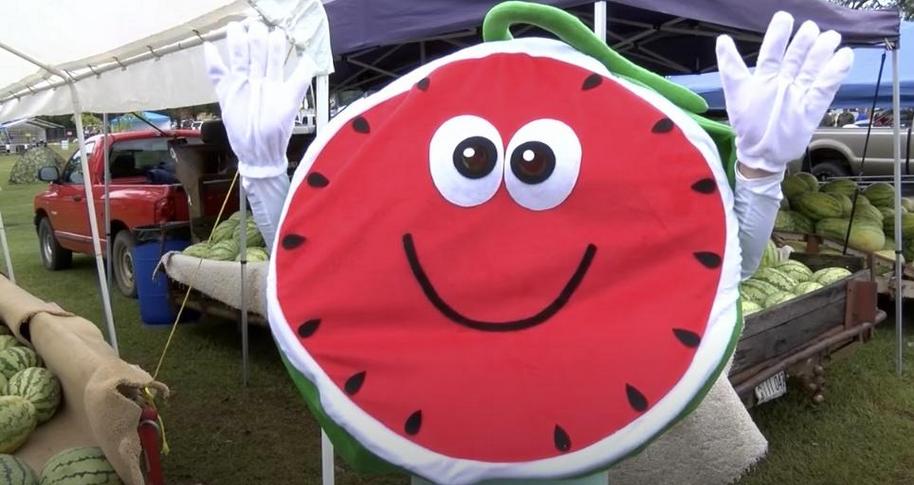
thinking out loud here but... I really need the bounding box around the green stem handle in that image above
[482,1,708,114]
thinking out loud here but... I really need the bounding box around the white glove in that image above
[716,11,854,173]
[204,21,316,178]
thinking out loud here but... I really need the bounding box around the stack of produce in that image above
[0,446,123,485]
[740,243,853,316]
[181,210,270,262]
[777,174,888,253]
[0,328,61,455]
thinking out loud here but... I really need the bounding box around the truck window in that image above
[61,141,96,184]
[109,138,199,182]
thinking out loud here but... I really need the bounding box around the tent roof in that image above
[671,21,914,110]
[324,0,900,93]
[0,0,332,123]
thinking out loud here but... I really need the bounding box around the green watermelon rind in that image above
[0,396,37,454]
[7,368,61,424]
[0,454,38,484]
[39,447,122,485]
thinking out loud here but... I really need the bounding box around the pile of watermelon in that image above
[0,447,122,485]
[740,240,853,315]
[182,210,270,262]
[778,174,914,258]
[0,327,61,455]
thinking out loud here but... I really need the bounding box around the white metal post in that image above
[103,113,112,292]
[892,47,903,376]
[239,186,249,386]
[0,40,118,353]
[72,91,119,354]
[594,1,607,43]
[316,73,334,485]
[0,207,13,283]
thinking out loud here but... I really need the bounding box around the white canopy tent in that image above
[0,1,337,482]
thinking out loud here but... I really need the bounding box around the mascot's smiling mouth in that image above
[402,233,597,332]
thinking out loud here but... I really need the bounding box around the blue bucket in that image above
[132,224,195,326]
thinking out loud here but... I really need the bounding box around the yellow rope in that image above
[144,170,241,455]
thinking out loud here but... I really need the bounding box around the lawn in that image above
[2,151,914,484]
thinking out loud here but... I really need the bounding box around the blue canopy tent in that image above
[669,21,914,110]
[109,110,172,132]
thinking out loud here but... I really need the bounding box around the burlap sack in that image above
[0,275,168,485]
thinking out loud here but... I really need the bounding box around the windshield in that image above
[108,137,200,180]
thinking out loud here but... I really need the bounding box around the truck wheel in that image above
[811,161,851,181]
[38,217,72,270]
[113,230,137,298]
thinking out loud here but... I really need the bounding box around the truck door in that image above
[54,142,96,252]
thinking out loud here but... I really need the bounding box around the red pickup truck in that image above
[33,130,201,297]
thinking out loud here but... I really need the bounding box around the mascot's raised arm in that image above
[204,3,851,484]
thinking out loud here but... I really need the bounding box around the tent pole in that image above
[71,89,119,354]
[316,72,335,485]
[103,113,112,293]
[0,207,13,284]
[240,186,249,387]
[0,40,118,353]
[892,46,903,376]
[594,1,607,43]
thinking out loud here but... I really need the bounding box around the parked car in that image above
[33,130,203,297]
[789,125,913,179]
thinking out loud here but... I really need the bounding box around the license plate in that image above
[754,371,787,405]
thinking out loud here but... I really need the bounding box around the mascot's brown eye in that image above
[510,141,556,184]
[453,136,498,179]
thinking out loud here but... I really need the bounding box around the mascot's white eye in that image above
[429,115,504,207]
[504,119,581,211]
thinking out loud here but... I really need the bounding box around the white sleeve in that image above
[242,174,291,252]
[733,168,783,280]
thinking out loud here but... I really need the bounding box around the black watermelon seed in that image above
[694,252,722,268]
[582,73,602,90]
[352,116,370,133]
[307,172,329,188]
[554,425,571,452]
[297,319,321,338]
[417,77,430,91]
[282,234,306,250]
[344,371,366,395]
[405,410,422,435]
[626,384,648,412]
[652,118,675,133]
[673,328,701,348]
[691,178,716,194]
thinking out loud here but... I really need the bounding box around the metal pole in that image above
[594,1,607,43]
[0,40,118,353]
[239,186,249,386]
[892,47,903,376]
[103,113,112,293]
[71,90,119,354]
[316,73,334,485]
[0,207,14,283]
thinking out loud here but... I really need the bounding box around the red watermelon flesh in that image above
[274,47,731,464]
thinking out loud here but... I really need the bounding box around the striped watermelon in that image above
[813,267,853,286]
[776,260,813,282]
[0,372,6,394]
[209,219,239,243]
[0,454,39,485]
[0,347,41,379]
[753,268,798,292]
[7,368,60,424]
[39,447,123,485]
[794,281,824,295]
[0,396,36,453]
[0,335,19,350]
[741,299,762,316]
[764,291,795,308]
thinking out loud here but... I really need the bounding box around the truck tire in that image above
[811,160,851,180]
[113,230,137,298]
[38,217,72,270]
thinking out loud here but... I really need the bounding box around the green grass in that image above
[3,152,914,484]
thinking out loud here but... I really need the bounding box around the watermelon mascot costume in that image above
[203,2,853,483]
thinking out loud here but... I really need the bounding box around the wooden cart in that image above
[729,243,885,408]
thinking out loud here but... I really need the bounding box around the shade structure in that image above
[670,21,913,110]
[323,0,900,94]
